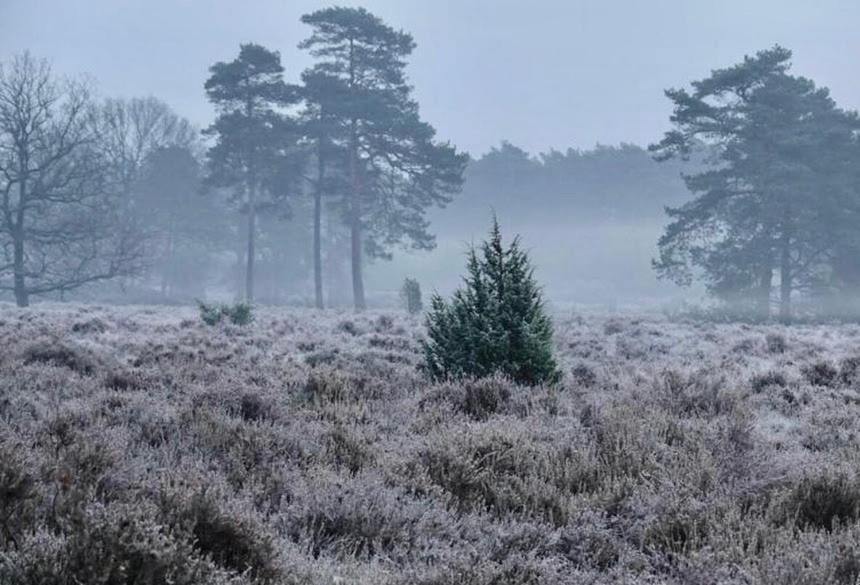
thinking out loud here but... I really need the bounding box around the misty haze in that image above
[2,1,860,584]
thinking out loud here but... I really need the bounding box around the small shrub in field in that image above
[751,370,787,393]
[161,488,281,583]
[571,364,598,387]
[197,300,255,327]
[765,333,787,354]
[225,303,254,326]
[197,300,224,326]
[460,376,513,420]
[839,356,860,386]
[802,361,839,387]
[0,445,36,547]
[780,474,860,531]
[422,218,560,385]
[400,278,423,315]
[22,338,98,376]
[337,319,360,336]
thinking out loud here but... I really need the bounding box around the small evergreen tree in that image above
[400,278,423,314]
[422,219,560,385]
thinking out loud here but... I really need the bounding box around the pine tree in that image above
[203,44,300,303]
[299,7,467,310]
[422,219,560,385]
[651,46,860,320]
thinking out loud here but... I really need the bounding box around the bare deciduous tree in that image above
[0,52,145,306]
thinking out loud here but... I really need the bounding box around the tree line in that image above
[0,7,467,309]
[3,20,860,320]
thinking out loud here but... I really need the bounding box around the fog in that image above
[2,0,859,314]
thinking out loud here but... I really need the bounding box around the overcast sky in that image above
[2,0,858,156]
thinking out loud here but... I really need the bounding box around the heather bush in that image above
[21,338,99,376]
[460,375,513,420]
[160,487,282,583]
[0,505,239,585]
[422,219,560,385]
[802,361,839,387]
[751,370,788,393]
[3,304,860,583]
[779,473,860,531]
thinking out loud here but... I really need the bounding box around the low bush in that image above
[197,300,255,326]
[780,474,860,531]
[802,361,839,387]
[460,376,513,420]
[21,338,99,376]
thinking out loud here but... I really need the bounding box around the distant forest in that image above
[373,142,699,307]
[436,141,693,233]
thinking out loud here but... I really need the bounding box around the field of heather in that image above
[3,304,860,584]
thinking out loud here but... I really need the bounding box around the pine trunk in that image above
[314,142,325,309]
[757,262,773,319]
[349,125,366,310]
[779,212,792,323]
[245,182,257,303]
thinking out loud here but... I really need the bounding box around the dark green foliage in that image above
[422,219,560,385]
[204,43,302,303]
[197,300,223,326]
[196,300,255,326]
[400,278,423,315]
[225,303,254,326]
[652,46,860,320]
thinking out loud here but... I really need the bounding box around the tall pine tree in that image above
[299,7,467,310]
[651,46,860,320]
[204,44,300,302]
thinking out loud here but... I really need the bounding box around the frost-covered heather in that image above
[3,303,860,584]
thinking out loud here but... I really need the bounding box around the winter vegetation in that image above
[5,3,860,582]
[4,303,860,583]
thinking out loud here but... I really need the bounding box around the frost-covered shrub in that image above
[765,332,787,354]
[802,361,839,387]
[460,376,513,420]
[21,338,99,375]
[285,474,446,561]
[1,504,237,585]
[780,474,860,531]
[571,363,598,388]
[751,370,788,393]
[8,304,860,582]
[161,488,282,583]
[0,443,36,548]
[422,219,560,385]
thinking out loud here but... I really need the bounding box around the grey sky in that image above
[2,0,858,156]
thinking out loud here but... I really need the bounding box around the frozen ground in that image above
[3,304,860,584]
